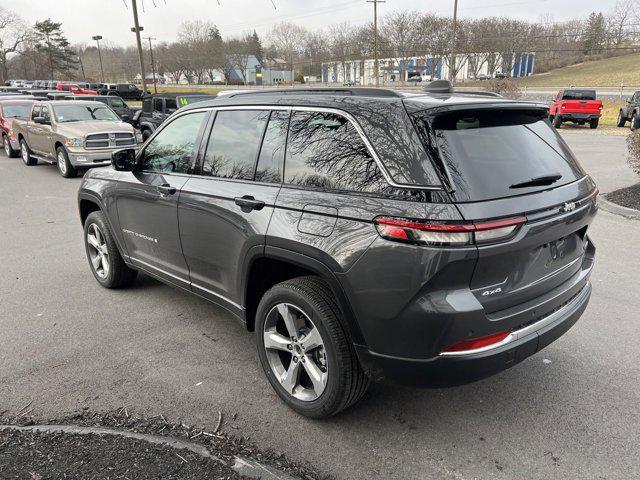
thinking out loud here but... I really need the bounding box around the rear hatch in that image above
[411,106,597,314]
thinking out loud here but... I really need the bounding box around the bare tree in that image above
[0,7,30,82]
[607,0,637,46]
[381,11,421,83]
[269,22,307,72]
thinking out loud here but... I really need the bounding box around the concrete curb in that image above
[599,197,640,220]
[0,424,300,480]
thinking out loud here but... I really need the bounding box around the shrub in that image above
[626,130,640,176]
[484,78,521,98]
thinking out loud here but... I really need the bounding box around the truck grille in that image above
[85,132,136,149]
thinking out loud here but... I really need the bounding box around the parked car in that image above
[617,90,640,130]
[89,83,105,91]
[57,83,97,95]
[99,83,148,100]
[46,81,59,90]
[476,74,491,81]
[137,92,215,139]
[0,98,35,157]
[68,94,138,124]
[549,89,603,129]
[494,72,508,79]
[21,90,60,99]
[13,100,141,178]
[77,86,597,417]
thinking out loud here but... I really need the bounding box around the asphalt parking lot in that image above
[1,131,639,480]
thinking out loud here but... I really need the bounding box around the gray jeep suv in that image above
[78,87,597,418]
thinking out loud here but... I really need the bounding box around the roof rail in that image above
[456,90,503,98]
[221,87,403,99]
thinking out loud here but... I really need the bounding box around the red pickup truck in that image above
[0,98,35,157]
[549,89,603,129]
[57,83,97,95]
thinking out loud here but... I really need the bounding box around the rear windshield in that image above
[414,109,586,202]
[2,103,32,119]
[562,90,596,101]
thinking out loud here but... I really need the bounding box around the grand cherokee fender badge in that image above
[122,228,158,243]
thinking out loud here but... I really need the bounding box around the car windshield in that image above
[562,90,596,100]
[2,103,32,118]
[53,104,119,123]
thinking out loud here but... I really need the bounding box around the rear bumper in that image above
[559,113,600,121]
[356,280,592,388]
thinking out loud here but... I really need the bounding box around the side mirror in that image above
[33,116,48,125]
[111,148,136,171]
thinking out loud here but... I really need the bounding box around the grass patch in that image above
[154,85,221,95]
[521,53,640,87]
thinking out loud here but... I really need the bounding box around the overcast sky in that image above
[4,0,619,46]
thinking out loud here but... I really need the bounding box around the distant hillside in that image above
[522,53,640,87]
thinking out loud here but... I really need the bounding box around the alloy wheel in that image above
[57,151,67,175]
[4,136,9,156]
[263,303,328,401]
[87,223,110,279]
[21,144,29,164]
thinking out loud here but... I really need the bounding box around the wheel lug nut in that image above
[287,344,292,350]
[293,357,298,363]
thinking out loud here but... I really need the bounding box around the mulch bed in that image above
[0,409,327,480]
[605,182,640,211]
[0,428,237,480]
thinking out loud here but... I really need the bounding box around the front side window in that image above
[153,98,163,112]
[41,106,51,123]
[140,111,206,174]
[53,104,119,123]
[165,98,177,111]
[109,97,125,108]
[202,110,269,180]
[284,111,387,193]
[31,105,41,120]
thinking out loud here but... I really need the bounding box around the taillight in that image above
[374,216,525,246]
[442,329,512,354]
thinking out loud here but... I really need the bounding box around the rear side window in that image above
[202,110,269,180]
[153,98,163,112]
[255,110,288,183]
[110,97,125,108]
[416,109,585,202]
[165,98,177,111]
[284,111,388,193]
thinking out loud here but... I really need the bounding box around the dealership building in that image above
[321,52,535,84]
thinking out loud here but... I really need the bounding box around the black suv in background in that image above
[617,90,640,129]
[98,83,148,101]
[136,92,216,139]
[78,87,597,418]
[69,94,138,123]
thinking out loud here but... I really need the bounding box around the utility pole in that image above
[92,35,105,83]
[144,36,158,93]
[367,0,385,87]
[449,0,459,82]
[130,0,147,94]
[77,50,86,82]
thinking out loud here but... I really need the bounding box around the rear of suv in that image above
[78,87,597,418]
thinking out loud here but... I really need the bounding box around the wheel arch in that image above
[78,192,129,260]
[242,246,365,347]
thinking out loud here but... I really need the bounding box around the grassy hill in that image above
[521,53,640,87]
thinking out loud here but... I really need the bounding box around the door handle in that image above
[234,195,265,212]
[157,184,177,195]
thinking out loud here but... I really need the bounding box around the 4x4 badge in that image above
[561,202,576,213]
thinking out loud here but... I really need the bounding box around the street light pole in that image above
[449,0,459,82]
[130,0,147,94]
[92,35,105,83]
[144,36,158,94]
[367,0,385,87]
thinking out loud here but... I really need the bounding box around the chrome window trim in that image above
[153,105,443,191]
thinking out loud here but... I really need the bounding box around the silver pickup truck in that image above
[13,100,142,178]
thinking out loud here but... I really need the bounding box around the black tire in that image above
[589,118,599,129]
[256,276,369,418]
[56,146,77,178]
[84,210,137,288]
[19,139,37,166]
[617,110,627,128]
[631,113,640,131]
[142,128,152,141]
[553,115,562,129]
[3,134,18,157]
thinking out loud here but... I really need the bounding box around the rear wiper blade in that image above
[510,173,562,189]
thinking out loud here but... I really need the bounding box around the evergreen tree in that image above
[248,30,264,63]
[582,12,606,54]
[34,19,78,79]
